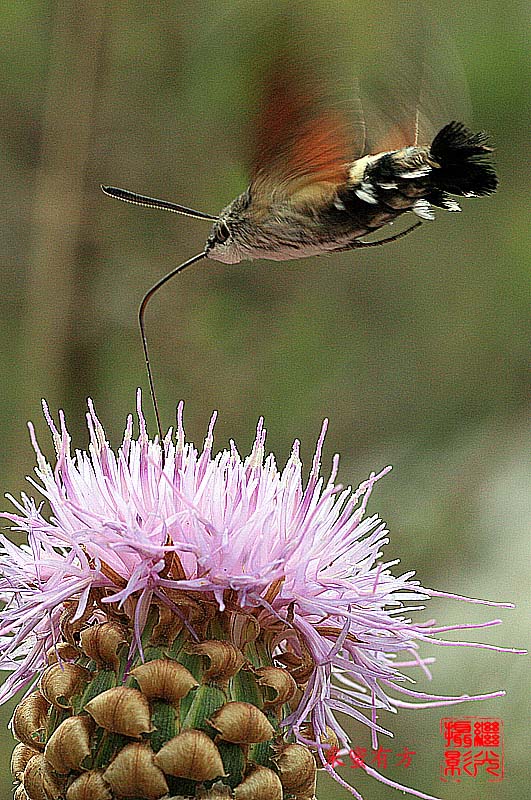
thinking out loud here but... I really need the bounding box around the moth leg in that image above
[335,221,422,252]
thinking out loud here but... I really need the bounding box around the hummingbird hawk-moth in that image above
[102,73,497,440]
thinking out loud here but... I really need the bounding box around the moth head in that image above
[205,191,253,264]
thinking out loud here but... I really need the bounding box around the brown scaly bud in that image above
[275,742,317,798]
[22,753,66,800]
[233,764,283,800]
[274,649,315,684]
[209,701,275,744]
[44,714,94,773]
[228,610,260,650]
[65,770,112,800]
[103,743,169,800]
[11,743,40,783]
[84,686,153,737]
[186,640,246,683]
[130,658,198,706]
[154,729,226,781]
[45,643,80,665]
[149,601,185,647]
[39,663,91,709]
[12,692,50,751]
[256,666,297,710]
[79,622,127,670]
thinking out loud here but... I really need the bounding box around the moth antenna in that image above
[101,185,218,221]
[414,107,420,146]
[139,251,208,444]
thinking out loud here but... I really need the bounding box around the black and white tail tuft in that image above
[430,121,498,197]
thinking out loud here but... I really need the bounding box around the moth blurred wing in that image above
[249,68,353,209]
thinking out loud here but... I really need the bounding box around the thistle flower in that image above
[0,393,520,800]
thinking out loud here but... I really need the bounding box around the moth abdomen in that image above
[345,121,497,221]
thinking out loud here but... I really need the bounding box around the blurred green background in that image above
[1,1,529,798]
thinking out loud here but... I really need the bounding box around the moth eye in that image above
[216,222,231,244]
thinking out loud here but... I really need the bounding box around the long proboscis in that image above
[139,251,209,445]
[101,185,218,220]
[101,184,216,445]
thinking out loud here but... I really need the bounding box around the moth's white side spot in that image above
[412,199,435,220]
[355,181,378,205]
[442,198,462,212]
[398,167,432,179]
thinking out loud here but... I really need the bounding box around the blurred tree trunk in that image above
[19,1,109,460]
